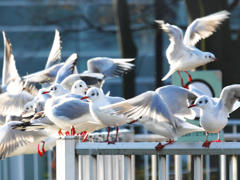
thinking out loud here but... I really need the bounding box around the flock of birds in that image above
[0,10,239,159]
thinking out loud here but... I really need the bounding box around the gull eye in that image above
[26,107,29,110]
[199,100,202,104]
[50,88,53,91]
[205,55,207,58]
[80,85,82,87]
[30,106,33,108]
[205,99,208,103]
[96,92,99,96]
[54,87,57,90]
[91,93,95,96]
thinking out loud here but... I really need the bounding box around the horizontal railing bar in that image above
[75,142,240,155]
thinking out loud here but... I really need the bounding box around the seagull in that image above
[71,80,89,96]
[84,57,135,78]
[43,84,105,138]
[156,10,230,87]
[81,87,136,144]
[100,86,204,149]
[188,84,240,147]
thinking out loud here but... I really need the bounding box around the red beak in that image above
[188,104,196,108]
[81,96,88,100]
[213,58,218,61]
[42,91,50,94]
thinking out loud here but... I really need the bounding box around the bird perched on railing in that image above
[100,85,204,150]
[188,84,240,147]
[156,10,230,88]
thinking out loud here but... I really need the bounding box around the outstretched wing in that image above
[219,84,240,113]
[0,121,46,159]
[101,91,177,127]
[55,53,78,84]
[87,57,135,78]
[183,10,230,46]
[45,29,62,69]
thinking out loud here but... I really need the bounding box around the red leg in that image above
[71,126,76,136]
[106,127,111,143]
[41,141,46,154]
[38,144,43,157]
[114,126,119,142]
[65,131,70,136]
[108,126,119,144]
[202,132,212,148]
[80,131,88,142]
[82,133,88,142]
[155,143,165,151]
[212,132,223,142]
[184,71,192,82]
[58,129,63,136]
[155,139,175,151]
[177,71,185,87]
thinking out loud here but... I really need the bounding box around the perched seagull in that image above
[188,84,240,147]
[101,86,204,149]
[71,80,89,96]
[43,84,105,138]
[156,10,230,87]
[81,87,134,144]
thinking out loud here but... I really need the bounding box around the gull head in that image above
[81,87,104,102]
[189,95,212,109]
[22,101,34,115]
[42,84,68,97]
[203,52,217,62]
[71,80,88,96]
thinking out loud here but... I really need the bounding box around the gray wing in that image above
[0,121,46,159]
[45,29,62,69]
[87,57,135,78]
[219,84,240,113]
[53,99,89,120]
[101,91,177,127]
[155,20,184,45]
[23,63,63,84]
[61,73,105,90]
[183,10,230,46]
[79,72,104,88]
[156,85,197,120]
[2,31,21,90]
[55,53,78,84]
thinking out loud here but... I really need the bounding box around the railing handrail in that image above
[75,142,240,155]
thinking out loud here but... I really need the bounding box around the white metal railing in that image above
[56,139,240,180]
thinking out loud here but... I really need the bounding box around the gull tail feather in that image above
[161,68,176,81]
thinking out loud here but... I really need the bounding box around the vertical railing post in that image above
[205,155,210,180]
[97,155,105,180]
[174,155,182,180]
[158,155,166,180]
[131,155,135,180]
[151,155,157,180]
[229,155,238,180]
[220,155,226,180]
[113,155,120,180]
[56,137,77,180]
[193,155,203,180]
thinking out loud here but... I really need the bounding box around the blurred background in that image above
[0,0,239,179]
